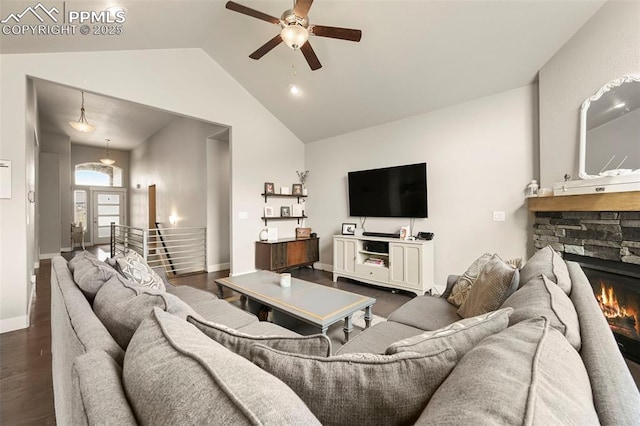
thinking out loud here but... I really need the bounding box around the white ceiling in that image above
[2,0,607,146]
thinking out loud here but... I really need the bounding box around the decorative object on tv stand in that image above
[69,91,95,132]
[99,139,116,165]
[400,226,411,240]
[259,228,269,241]
[297,170,309,195]
[267,227,278,241]
[264,182,275,195]
[292,183,303,196]
[280,206,291,217]
[342,223,356,235]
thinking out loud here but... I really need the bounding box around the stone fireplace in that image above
[529,192,640,362]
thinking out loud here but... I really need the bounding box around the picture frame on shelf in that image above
[264,182,275,195]
[264,206,274,217]
[280,186,291,195]
[342,223,356,235]
[292,184,303,196]
[292,204,304,217]
[281,206,291,217]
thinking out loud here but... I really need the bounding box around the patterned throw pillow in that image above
[457,254,519,318]
[447,253,492,307]
[386,308,513,361]
[116,250,165,291]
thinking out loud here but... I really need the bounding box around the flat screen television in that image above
[348,163,428,218]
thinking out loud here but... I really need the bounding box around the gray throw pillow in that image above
[187,315,331,358]
[447,253,492,307]
[458,254,519,318]
[115,250,165,291]
[386,307,513,361]
[93,274,196,349]
[68,250,99,273]
[416,317,599,425]
[520,245,571,294]
[72,257,118,303]
[501,274,581,351]
[251,344,457,425]
[124,308,321,425]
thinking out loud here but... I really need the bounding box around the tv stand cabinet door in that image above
[334,237,357,275]
[390,243,423,289]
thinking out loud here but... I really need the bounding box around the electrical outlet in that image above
[492,211,506,222]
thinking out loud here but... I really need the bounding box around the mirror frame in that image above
[579,74,640,179]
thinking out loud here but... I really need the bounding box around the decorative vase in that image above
[259,228,269,241]
[302,188,308,196]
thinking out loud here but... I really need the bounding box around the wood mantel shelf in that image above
[528,191,640,212]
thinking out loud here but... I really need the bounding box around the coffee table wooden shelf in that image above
[215,270,376,342]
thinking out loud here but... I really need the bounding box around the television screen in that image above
[348,163,428,218]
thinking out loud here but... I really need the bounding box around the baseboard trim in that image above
[0,315,29,334]
[315,262,332,272]
[40,252,61,260]
[207,262,230,272]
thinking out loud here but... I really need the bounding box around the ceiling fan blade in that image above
[225,1,280,24]
[294,0,313,17]
[311,25,362,42]
[249,34,283,60]
[300,42,322,71]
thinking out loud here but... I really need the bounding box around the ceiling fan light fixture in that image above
[69,91,95,132]
[281,24,308,50]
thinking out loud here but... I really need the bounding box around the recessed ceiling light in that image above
[289,84,301,96]
[614,102,626,109]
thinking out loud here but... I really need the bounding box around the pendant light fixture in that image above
[69,91,95,132]
[100,139,115,165]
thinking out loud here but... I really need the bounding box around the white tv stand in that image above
[332,235,434,296]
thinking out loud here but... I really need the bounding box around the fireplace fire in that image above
[595,281,639,339]
[565,254,640,363]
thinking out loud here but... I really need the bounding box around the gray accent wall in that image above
[40,132,71,251]
[39,152,61,256]
[538,0,640,187]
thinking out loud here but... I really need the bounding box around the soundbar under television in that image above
[348,163,428,218]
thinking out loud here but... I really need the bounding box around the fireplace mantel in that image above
[528,191,640,212]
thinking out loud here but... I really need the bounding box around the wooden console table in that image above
[255,237,319,272]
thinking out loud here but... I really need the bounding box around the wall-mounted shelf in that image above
[260,215,308,226]
[261,193,307,203]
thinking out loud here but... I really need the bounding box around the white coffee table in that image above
[215,270,376,342]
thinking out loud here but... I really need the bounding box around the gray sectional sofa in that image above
[51,247,640,425]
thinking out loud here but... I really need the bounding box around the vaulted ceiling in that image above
[1,0,606,148]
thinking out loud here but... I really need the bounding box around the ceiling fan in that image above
[225,0,362,71]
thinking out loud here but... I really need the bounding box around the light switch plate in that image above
[492,211,506,222]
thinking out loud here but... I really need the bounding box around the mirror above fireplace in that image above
[579,75,640,179]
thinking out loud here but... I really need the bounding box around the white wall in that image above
[538,0,640,187]
[207,136,231,271]
[306,85,537,290]
[0,48,304,329]
[129,116,231,270]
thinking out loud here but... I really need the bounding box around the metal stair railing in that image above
[111,224,206,276]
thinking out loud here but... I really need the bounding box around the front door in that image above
[92,190,125,245]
